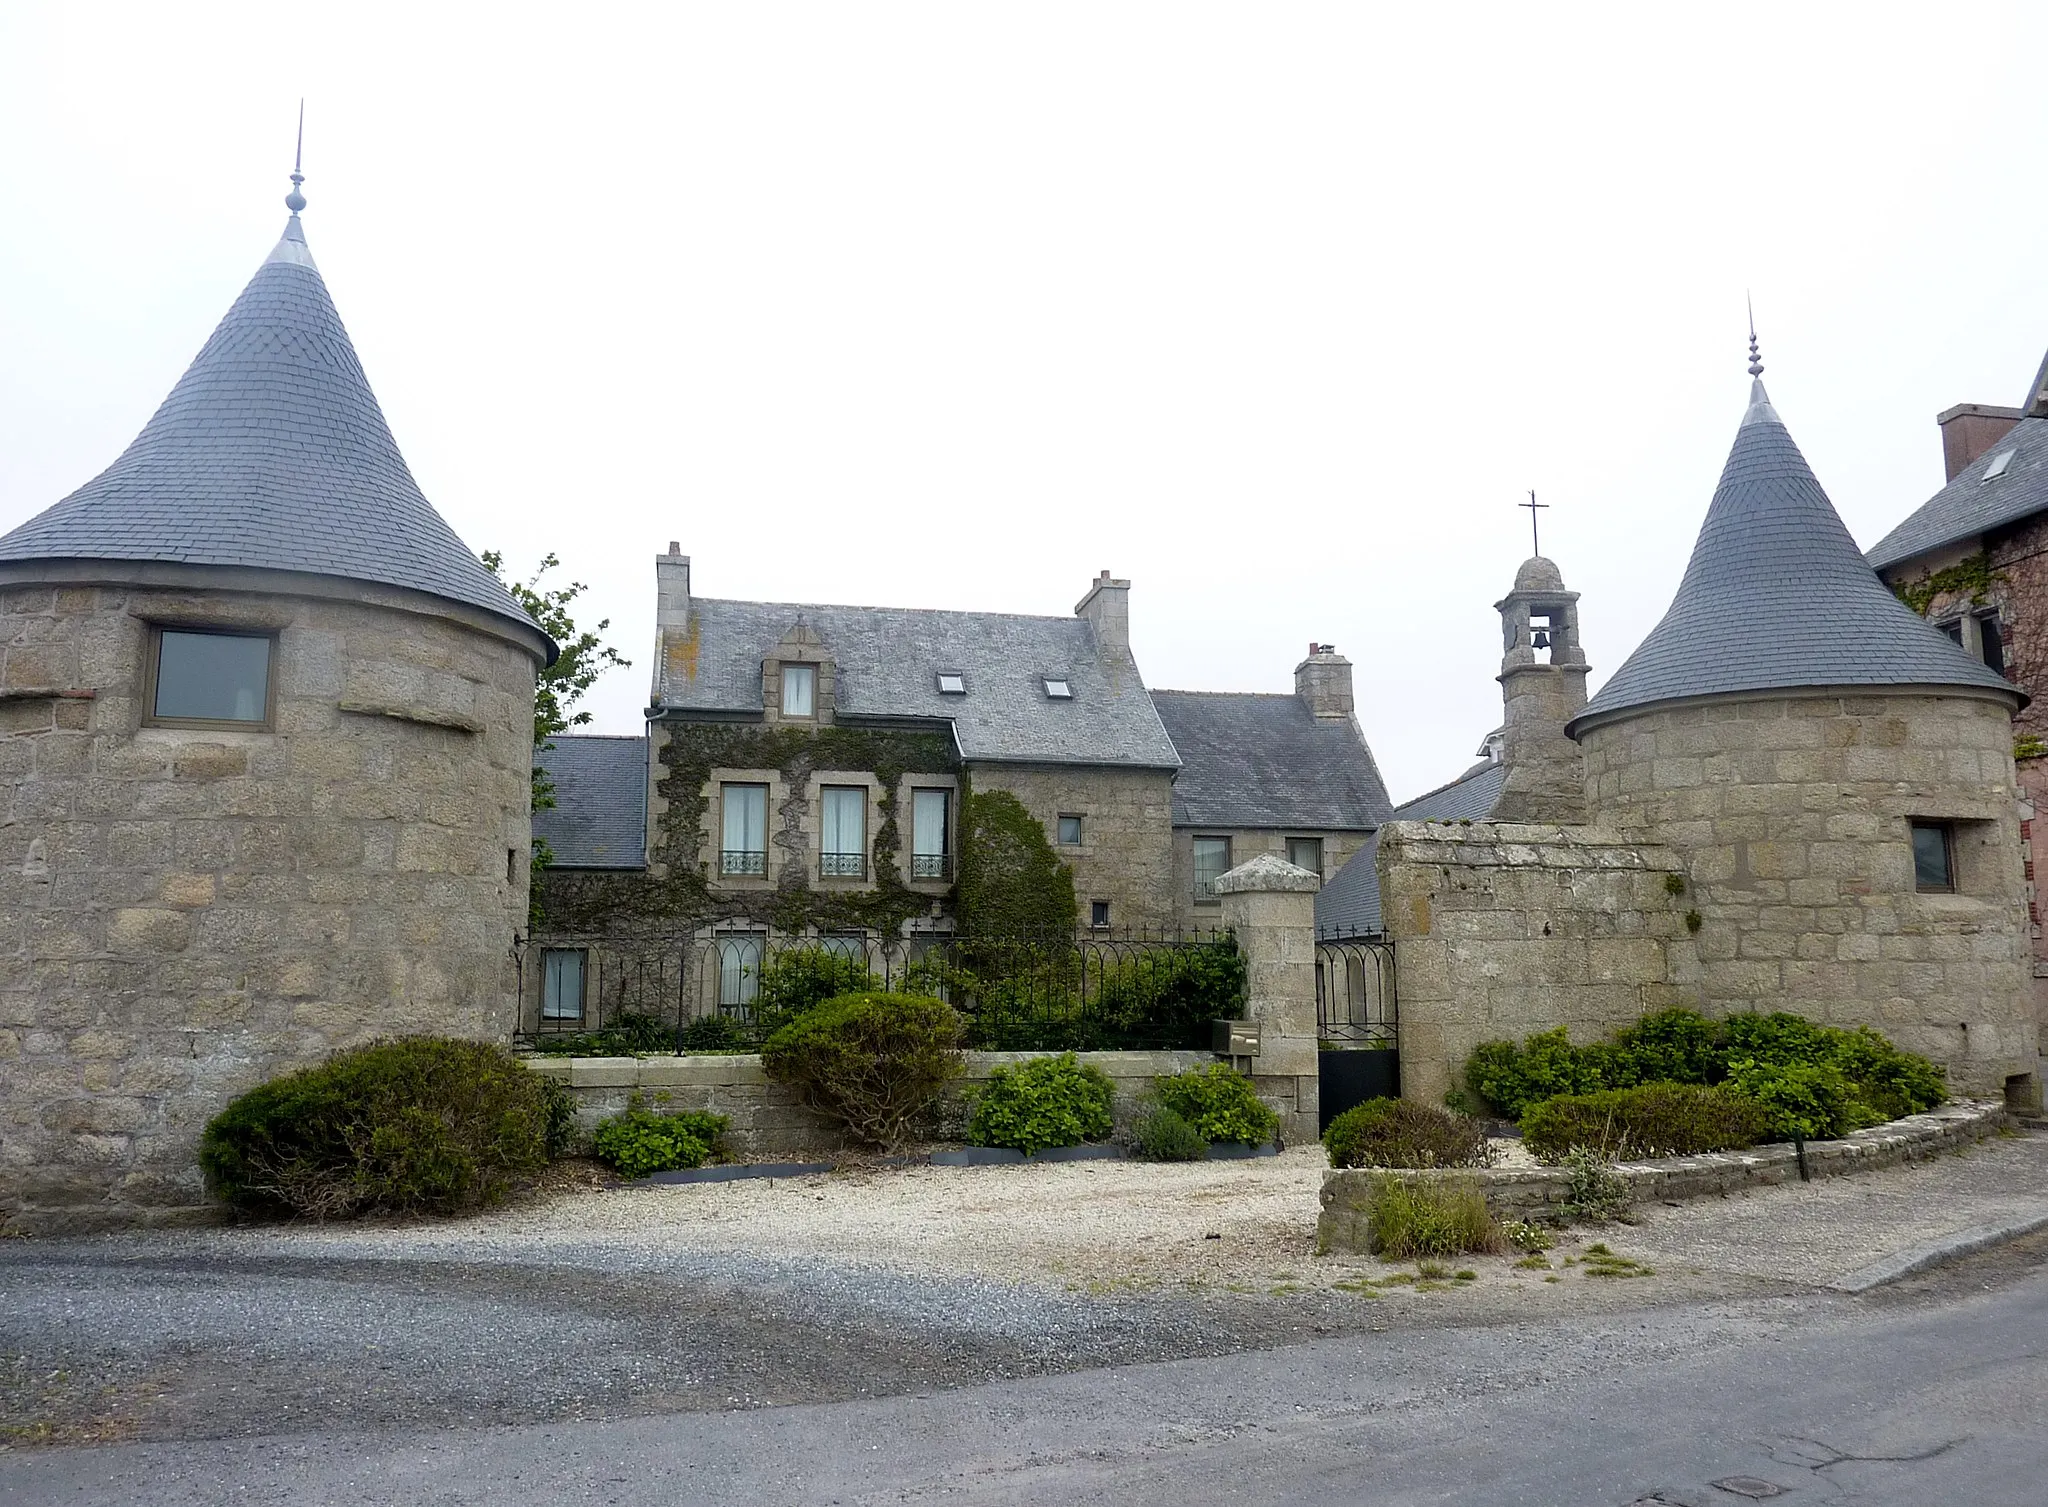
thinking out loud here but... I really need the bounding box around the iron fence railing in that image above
[720,849,767,877]
[1315,934,1397,1046]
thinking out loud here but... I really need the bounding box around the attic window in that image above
[1043,678,1073,699]
[936,672,966,695]
[1984,449,2017,481]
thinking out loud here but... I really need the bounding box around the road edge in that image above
[1829,1206,2048,1293]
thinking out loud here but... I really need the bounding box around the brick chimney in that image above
[1075,570,1131,658]
[1938,404,2024,482]
[653,543,691,702]
[1294,643,1354,722]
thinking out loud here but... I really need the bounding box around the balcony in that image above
[910,852,953,882]
[721,849,768,878]
[820,851,867,880]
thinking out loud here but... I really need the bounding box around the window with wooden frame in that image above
[540,948,587,1021]
[144,627,276,729]
[1910,821,1955,893]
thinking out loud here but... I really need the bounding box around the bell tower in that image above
[1492,556,1590,823]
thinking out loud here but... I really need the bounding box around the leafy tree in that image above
[483,551,631,921]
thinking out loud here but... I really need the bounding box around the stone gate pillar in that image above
[1215,854,1321,1145]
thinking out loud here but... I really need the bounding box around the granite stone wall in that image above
[0,572,540,1232]
[1578,690,2036,1096]
[975,764,1178,930]
[1375,821,1698,1104]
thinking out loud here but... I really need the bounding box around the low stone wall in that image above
[1318,1099,2010,1253]
[525,1049,1218,1156]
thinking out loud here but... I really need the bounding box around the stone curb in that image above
[1827,1206,2048,1293]
[626,1137,1280,1184]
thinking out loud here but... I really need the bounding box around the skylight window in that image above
[936,672,966,695]
[1043,678,1072,699]
[1984,449,2017,481]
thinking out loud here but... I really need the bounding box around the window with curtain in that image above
[151,628,272,725]
[717,933,764,1009]
[1286,837,1323,876]
[821,786,866,878]
[911,788,950,879]
[781,663,816,717]
[1193,836,1232,902]
[541,949,585,1021]
[721,783,768,875]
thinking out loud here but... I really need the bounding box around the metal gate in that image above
[1315,936,1397,1132]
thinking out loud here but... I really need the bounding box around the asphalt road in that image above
[4,1234,2043,1506]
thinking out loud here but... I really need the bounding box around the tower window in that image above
[1911,821,1955,893]
[147,627,274,727]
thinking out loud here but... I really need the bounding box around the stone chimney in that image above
[1938,404,2024,482]
[1492,556,1590,824]
[653,543,691,703]
[1075,569,1131,658]
[1294,643,1354,721]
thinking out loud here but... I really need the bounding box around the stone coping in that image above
[1319,1100,2010,1252]
[522,1048,1215,1090]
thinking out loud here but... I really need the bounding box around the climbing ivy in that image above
[1891,552,2000,617]
[954,783,1079,937]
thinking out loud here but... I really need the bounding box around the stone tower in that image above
[1491,556,1590,822]
[0,174,555,1231]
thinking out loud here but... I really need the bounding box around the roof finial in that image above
[1746,293,1763,378]
[284,100,307,215]
[1520,489,1548,557]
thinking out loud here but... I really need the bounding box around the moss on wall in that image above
[954,782,1079,936]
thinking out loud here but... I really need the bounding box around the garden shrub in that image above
[1721,1057,1867,1141]
[1557,1147,1632,1222]
[526,1010,677,1057]
[1092,938,1247,1048]
[590,1099,730,1179]
[1612,1007,1722,1087]
[968,1052,1115,1154]
[761,991,966,1150]
[1828,1026,1948,1124]
[1466,1028,1611,1119]
[1152,1064,1279,1146]
[677,1013,750,1053]
[750,948,880,1037]
[1519,1082,1772,1163]
[1323,1097,1493,1169]
[199,1037,560,1220]
[1130,1105,1208,1162]
[1365,1175,1503,1259]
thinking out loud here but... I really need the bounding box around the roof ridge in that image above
[695,595,1087,629]
[1393,760,1501,811]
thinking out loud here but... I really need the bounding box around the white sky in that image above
[4,3,2045,803]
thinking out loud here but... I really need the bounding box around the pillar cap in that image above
[1212,853,1322,894]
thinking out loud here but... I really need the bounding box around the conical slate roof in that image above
[1569,378,2019,734]
[0,213,547,653]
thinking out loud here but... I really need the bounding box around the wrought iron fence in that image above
[1316,935,1397,1046]
[720,849,767,877]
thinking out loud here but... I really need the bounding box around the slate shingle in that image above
[1149,690,1390,829]
[1311,759,1506,939]
[534,735,648,869]
[0,216,549,652]
[1866,412,2048,572]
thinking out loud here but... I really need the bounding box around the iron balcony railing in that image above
[910,852,953,881]
[1193,875,1223,903]
[721,849,767,877]
[820,851,867,880]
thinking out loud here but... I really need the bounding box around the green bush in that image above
[677,1013,751,1053]
[1520,1082,1773,1163]
[1557,1147,1632,1222]
[1153,1065,1279,1146]
[1364,1175,1503,1259]
[1092,939,1248,1048]
[1829,1026,1948,1123]
[1722,1057,1866,1141]
[1466,1028,1611,1119]
[1613,1008,1722,1087]
[591,1098,730,1179]
[1130,1105,1208,1161]
[199,1037,560,1219]
[526,1010,677,1057]
[750,948,880,1037]
[968,1052,1115,1154]
[1323,1097,1493,1169]
[761,992,967,1150]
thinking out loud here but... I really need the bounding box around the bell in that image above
[1532,628,1551,650]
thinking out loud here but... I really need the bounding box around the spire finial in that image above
[1520,489,1548,557]
[284,100,307,215]
[1746,293,1763,378]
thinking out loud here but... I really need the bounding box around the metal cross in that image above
[1520,490,1547,557]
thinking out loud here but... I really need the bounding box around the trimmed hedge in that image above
[1152,1065,1279,1146]
[1323,1098,1493,1170]
[1519,1082,1772,1163]
[968,1052,1115,1154]
[761,991,966,1150]
[199,1036,566,1219]
[1130,1105,1208,1162]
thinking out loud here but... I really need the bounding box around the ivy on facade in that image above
[1891,552,2000,617]
[953,783,1080,937]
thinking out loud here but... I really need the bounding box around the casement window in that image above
[540,949,586,1021]
[1979,613,2007,675]
[911,787,951,880]
[1286,837,1324,877]
[146,627,274,728]
[1911,821,1955,893]
[716,932,764,1009]
[721,783,769,876]
[1057,814,1083,845]
[1090,900,1111,928]
[821,786,867,879]
[1193,835,1232,903]
[781,663,816,717]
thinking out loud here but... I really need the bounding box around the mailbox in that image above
[1212,1018,1261,1058]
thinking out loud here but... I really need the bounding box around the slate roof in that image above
[534,735,648,869]
[1311,759,1506,939]
[0,214,550,655]
[1867,413,2048,571]
[658,597,1181,769]
[1570,380,2019,734]
[1149,690,1391,829]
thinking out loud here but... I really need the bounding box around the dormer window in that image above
[146,627,274,728]
[1043,678,1072,699]
[781,663,815,717]
[936,672,966,695]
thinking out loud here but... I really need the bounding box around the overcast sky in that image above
[4,3,2045,802]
